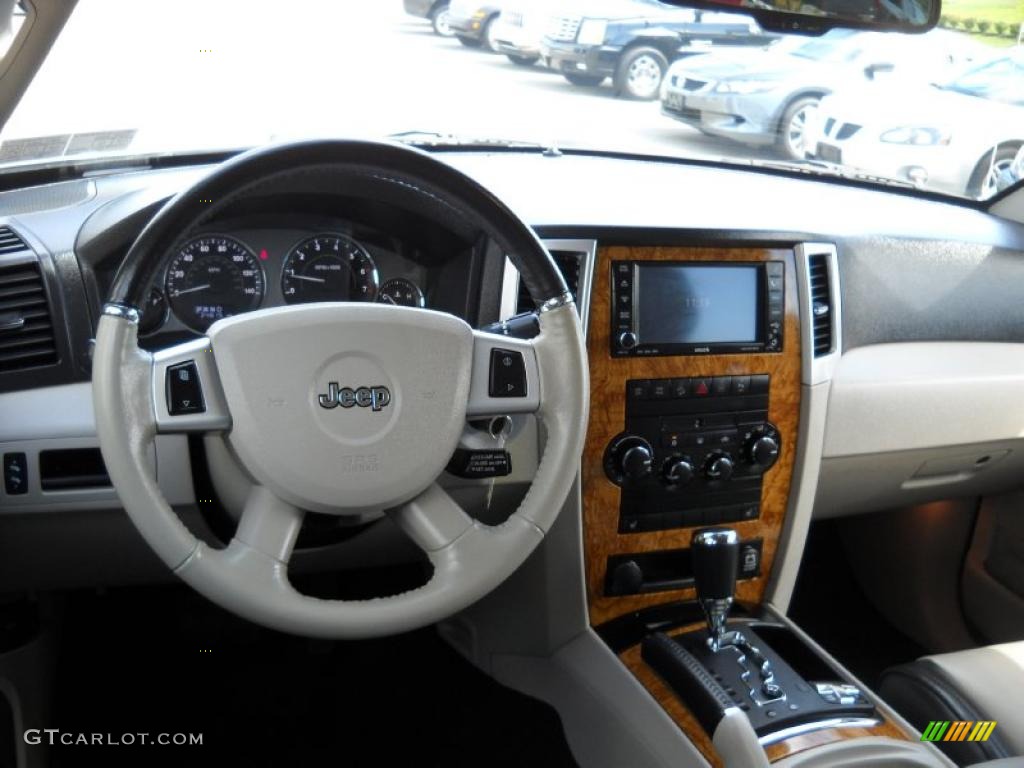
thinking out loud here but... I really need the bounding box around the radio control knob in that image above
[704,452,735,482]
[621,443,653,480]
[618,331,638,350]
[662,456,695,487]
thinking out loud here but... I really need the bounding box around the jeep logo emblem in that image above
[318,383,392,412]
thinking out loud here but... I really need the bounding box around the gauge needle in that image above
[380,294,396,305]
[172,284,211,297]
[288,273,327,284]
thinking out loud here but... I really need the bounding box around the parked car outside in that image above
[447,0,505,51]
[660,28,984,161]
[403,0,455,37]
[809,50,1024,198]
[491,0,547,66]
[540,0,769,100]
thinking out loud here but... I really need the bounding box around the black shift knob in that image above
[691,528,739,602]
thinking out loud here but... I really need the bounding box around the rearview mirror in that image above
[662,0,939,35]
[864,61,896,79]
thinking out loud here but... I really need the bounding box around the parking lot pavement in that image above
[1,1,773,168]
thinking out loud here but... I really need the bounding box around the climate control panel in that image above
[604,374,781,533]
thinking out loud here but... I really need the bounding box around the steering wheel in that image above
[92,140,589,638]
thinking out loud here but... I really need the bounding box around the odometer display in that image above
[281,234,379,304]
[165,236,265,332]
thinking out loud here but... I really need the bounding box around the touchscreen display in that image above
[636,265,759,345]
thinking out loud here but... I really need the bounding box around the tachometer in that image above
[164,236,265,333]
[377,277,425,308]
[281,234,379,304]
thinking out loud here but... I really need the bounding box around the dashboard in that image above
[0,150,1023,590]
[2,146,1024,766]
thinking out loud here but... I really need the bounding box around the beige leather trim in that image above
[925,642,1024,756]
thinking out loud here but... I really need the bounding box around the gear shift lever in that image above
[691,528,740,652]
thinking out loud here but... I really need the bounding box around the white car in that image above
[810,51,1024,198]
[490,0,549,66]
[661,27,984,161]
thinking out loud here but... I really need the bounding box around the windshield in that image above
[788,30,862,62]
[938,54,1024,105]
[1,0,1021,201]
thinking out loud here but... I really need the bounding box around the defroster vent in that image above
[808,253,833,357]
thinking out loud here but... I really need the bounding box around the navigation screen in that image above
[636,264,759,345]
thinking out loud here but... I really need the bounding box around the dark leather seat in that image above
[879,642,1024,766]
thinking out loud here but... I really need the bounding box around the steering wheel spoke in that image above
[388,483,473,552]
[465,330,542,418]
[151,337,232,433]
[233,486,305,563]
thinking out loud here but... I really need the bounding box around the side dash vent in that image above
[516,250,584,314]
[808,253,833,357]
[0,257,58,373]
[0,226,29,255]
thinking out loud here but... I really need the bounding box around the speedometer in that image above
[281,234,379,304]
[164,236,265,333]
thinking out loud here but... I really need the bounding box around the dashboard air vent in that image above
[808,253,833,357]
[0,226,29,255]
[0,258,58,372]
[516,251,583,313]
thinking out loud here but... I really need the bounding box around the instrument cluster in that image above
[140,228,429,336]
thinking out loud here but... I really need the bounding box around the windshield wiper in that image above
[742,157,917,189]
[387,130,546,150]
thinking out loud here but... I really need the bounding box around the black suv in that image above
[540,0,774,100]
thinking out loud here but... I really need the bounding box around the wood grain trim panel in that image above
[583,246,801,627]
[618,624,911,766]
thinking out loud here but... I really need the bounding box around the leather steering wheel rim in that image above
[92,140,589,638]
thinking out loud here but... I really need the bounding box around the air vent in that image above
[0,258,58,372]
[0,226,28,255]
[808,254,833,357]
[516,251,583,314]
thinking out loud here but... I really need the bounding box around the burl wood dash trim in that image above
[618,625,911,766]
[583,246,802,627]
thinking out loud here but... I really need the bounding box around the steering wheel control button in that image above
[446,449,512,479]
[166,361,206,415]
[3,453,27,495]
[489,348,527,398]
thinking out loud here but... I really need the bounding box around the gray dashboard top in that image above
[3,148,1024,359]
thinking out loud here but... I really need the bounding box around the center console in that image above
[580,244,918,765]
[583,245,800,627]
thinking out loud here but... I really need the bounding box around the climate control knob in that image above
[749,436,780,469]
[604,434,655,484]
[662,456,695,487]
[744,425,781,471]
[703,452,735,482]
[621,443,654,480]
